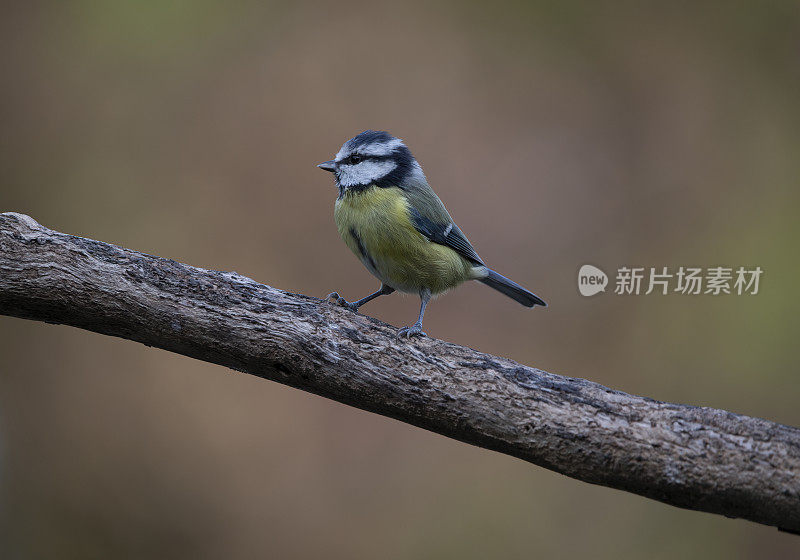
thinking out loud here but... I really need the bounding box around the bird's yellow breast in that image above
[334,186,475,294]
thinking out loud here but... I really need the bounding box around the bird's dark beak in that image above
[317,160,336,172]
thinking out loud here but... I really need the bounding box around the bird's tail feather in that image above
[479,269,546,308]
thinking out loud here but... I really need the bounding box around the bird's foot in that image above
[397,324,427,339]
[324,292,359,312]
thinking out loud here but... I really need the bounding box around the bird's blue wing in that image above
[409,207,484,266]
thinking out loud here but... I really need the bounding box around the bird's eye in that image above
[349,154,363,164]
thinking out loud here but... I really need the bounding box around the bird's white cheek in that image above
[338,161,398,187]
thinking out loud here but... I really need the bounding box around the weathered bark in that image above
[0,212,798,533]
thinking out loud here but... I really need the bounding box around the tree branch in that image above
[0,212,798,533]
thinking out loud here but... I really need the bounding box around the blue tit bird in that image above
[318,130,545,338]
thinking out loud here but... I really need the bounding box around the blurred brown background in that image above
[1,2,799,558]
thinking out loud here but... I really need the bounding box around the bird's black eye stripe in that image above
[345,153,395,165]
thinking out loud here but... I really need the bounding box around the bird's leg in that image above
[325,284,395,312]
[398,289,431,338]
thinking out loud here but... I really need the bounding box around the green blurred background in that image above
[1,2,799,558]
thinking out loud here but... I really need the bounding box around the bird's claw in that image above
[324,292,358,312]
[397,324,427,339]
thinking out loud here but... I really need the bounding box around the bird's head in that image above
[318,130,426,195]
